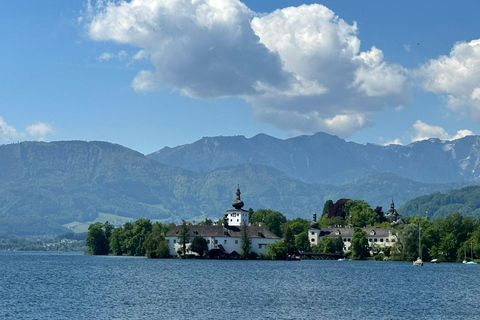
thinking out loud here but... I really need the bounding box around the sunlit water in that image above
[0,251,479,319]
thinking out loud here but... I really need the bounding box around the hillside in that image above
[400,185,480,219]
[0,138,475,237]
[148,133,480,185]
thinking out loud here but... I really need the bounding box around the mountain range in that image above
[1,132,479,237]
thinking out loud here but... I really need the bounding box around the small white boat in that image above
[338,258,349,261]
[430,259,440,264]
[413,257,423,266]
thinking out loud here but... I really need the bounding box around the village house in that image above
[166,187,280,258]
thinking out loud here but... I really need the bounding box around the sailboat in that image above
[464,242,477,265]
[413,224,423,266]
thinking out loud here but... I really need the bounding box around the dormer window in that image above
[335,230,341,235]
[370,230,376,235]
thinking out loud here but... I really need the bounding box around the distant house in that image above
[165,187,280,258]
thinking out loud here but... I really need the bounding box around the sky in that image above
[1,0,480,154]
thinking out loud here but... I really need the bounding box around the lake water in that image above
[0,252,479,320]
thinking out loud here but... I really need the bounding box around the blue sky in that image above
[1,1,480,154]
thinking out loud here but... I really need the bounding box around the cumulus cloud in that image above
[411,120,473,142]
[0,116,22,142]
[26,122,55,141]
[83,1,411,138]
[419,38,480,121]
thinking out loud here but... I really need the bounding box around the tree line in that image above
[86,200,480,262]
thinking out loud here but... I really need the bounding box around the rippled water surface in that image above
[1,251,479,319]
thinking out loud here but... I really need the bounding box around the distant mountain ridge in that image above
[0,134,478,236]
[148,133,480,185]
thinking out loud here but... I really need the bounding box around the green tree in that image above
[287,218,311,235]
[86,222,109,255]
[109,226,125,256]
[344,200,379,227]
[266,241,287,260]
[322,199,334,216]
[144,222,170,258]
[240,222,252,259]
[178,221,190,258]
[295,231,311,252]
[251,209,287,237]
[283,225,295,255]
[350,228,369,260]
[190,236,208,257]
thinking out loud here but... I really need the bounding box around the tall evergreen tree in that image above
[240,222,252,259]
[178,221,190,258]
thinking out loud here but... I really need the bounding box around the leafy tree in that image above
[144,222,170,258]
[109,226,125,256]
[350,228,369,260]
[266,241,287,260]
[250,209,287,237]
[240,222,252,259]
[178,221,190,258]
[283,225,295,255]
[322,199,334,217]
[198,219,213,226]
[287,218,311,235]
[190,236,208,257]
[294,231,311,252]
[345,200,379,227]
[86,222,109,255]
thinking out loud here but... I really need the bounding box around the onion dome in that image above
[232,185,244,209]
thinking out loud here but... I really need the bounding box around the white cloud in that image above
[83,1,411,138]
[97,50,128,61]
[411,120,473,142]
[97,52,113,61]
[419,38,480,121]
[0,116,22,142]
[26,122,55,141]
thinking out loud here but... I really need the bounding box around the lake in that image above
[0,251,479,319]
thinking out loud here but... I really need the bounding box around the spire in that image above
[232,185,244,209]
[310,208,319,229]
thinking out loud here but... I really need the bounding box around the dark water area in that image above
[0,251,479,319]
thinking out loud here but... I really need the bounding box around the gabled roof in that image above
[166,225,280,239]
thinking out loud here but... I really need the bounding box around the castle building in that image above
[165,187,279,258]
[308,210,398,252]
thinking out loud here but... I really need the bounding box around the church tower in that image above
[224,186,249,227]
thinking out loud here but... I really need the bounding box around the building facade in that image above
[166,187,279,258]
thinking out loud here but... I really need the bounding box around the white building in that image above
[308,211,397,252]
[309,227,397,252]
[166,187,279,258]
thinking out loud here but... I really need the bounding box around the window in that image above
[235,240,238,244]
[343,238,346,242]
[369,238,373,242]
[386,239,389,242]
[258,244,263,249]
[215,240,218,244]
[311,232,315,235]
[207,240,210,244]
[391,239,395,242]
[348,238,351,242]
[374,238,377,242]
[311,238,315,242]
[224,240,227,244]
[173,240,176,243]
[380,238,384,242]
